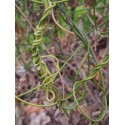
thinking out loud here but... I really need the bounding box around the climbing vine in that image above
[15,0,109,124]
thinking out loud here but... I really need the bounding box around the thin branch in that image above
[15,3,35,31]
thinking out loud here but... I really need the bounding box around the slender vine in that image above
[15,0,109,124]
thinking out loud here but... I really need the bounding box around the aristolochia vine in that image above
[16,0,109,124]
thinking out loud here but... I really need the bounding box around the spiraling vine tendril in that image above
[16,0,109,124]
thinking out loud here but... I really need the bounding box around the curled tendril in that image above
[16,0,69,107]
[16,0,109,124]
[51,9,74,34]
[73,54,108,122]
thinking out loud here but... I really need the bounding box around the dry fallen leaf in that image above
[79,105,93,118]
[95,71,100,81]
[24,102,45,115]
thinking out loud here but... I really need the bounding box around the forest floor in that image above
[15,33,109,125]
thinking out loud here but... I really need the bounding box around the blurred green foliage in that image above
[15,0,108,70]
